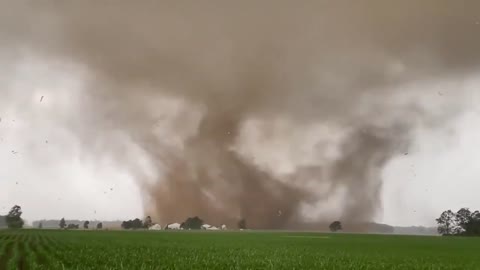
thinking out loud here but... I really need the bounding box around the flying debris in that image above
[4,1,478,230]
[40,96,44,102]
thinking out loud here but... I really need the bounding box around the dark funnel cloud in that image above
[2,1,480,229]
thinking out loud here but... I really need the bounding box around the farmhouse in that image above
[202,224,220,230]
[165,223,182,230]
[149,224,162,231]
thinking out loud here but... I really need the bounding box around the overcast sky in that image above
[2,2,480,228]
[1,54,479,227]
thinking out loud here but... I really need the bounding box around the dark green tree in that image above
[131,219,143,229]
[458,209,480,236]
[0,215,6,228]
[466,211,480,236]
[59,218,66,229]
[455,208,472,234]
[6,205,24,229]
[67,224,79,229]
[83,221,90,229]
[436,210,457,235]
[97,223,103,230]
[238,218,247,230]
[329,221,343,232]
[181,217,204,230]
[144,216,153,229]
[121,220,132,229]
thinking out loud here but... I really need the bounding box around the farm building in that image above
[202,224,220,230]
[149,224,162,231]
[165,223,182,230]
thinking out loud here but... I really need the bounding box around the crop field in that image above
[0,230,479,270]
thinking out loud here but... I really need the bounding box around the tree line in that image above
[57,218,103,230]
[121,216,245,230]
[436,208,480,236]
[3,205,24,229]
[2,204,479,236]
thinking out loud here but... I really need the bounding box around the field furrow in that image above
[0,230,479,269]
[28,235,48,268]
[0,241,14,270]
[17,240,27,270]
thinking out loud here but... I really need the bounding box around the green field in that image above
[0,230,479,270]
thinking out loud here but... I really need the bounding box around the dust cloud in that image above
[1,1,480,229]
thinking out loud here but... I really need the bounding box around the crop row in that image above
[0,231,69,270]
[1,230,480,269]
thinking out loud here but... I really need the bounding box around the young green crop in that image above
[0,230,479,269]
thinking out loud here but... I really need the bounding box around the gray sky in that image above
[1,54,479,226]
[2,1,480,227]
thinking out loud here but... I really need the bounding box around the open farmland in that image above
[0,230,479,270]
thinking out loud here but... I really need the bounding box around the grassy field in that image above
[0,230,479,270]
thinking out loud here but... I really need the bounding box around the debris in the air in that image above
[404,152,408,155]
[438,92,443,96]
[40,96,44,102]
[12,150,18,154]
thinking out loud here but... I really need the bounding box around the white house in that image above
[202,224,220,230]
[165,223,182,230]
[149,224,163,231]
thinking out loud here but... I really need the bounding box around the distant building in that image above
[165,223,182,230]
[149,224,163,231]
[0,215,6,228]
[202,224,220,230]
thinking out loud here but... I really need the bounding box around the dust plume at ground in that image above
[1,1,480,229]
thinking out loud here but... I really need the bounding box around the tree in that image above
[67,224,79,229]
[436,210,457,235]
[83,221,90,229]
[0,216,6,228]
[59,218,66,229]
[460,210,480,236]
[181,217,204,230]
[238,218,247,230]
[132,219,143,229]
[97,223,103,230]
[144,216,153,229]
[455,208,472,234]
[121,218,144,230]
[6,205,24,229]
[38,222,43,229]
[121,220,132,230]
[466,211,480,236]
[329,221,343,232]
